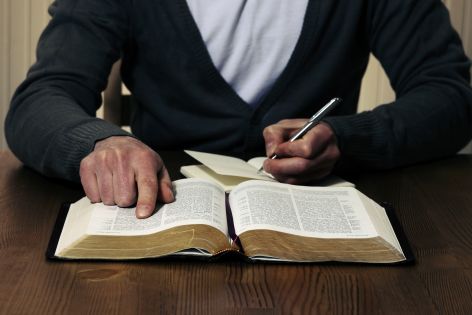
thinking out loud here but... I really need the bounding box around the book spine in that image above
[225,193,243,251]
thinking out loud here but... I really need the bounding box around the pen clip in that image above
[288,98,342,142]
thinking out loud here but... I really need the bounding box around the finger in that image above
[113,166,137,208]
[135,167,158,219]
[273,165,334,185]
[265,156,316,177]
[264,144,339,179]
[263,119,307,157]
[275,123,334,159]
[157,166,175,203]
[96,167,114,205]
[80,166,101,203]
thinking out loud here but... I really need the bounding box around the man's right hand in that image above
[79,136,174,219]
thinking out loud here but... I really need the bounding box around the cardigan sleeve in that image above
[5,0,133,182]
[324,0,472,171]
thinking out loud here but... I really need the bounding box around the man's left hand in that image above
[262,120,340,184]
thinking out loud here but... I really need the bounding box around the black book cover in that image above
[381,202,415,265]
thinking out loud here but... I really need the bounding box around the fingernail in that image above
[136,205,152,218]
[167,183,175,201]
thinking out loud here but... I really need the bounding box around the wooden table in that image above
[1,150,472,314]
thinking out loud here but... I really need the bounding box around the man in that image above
[5,0,472,218]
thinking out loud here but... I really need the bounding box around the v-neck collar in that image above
[173,0,321,119]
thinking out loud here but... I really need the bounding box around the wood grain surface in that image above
[1,150,472,314]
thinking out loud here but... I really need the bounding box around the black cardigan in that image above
[5,0,472,182]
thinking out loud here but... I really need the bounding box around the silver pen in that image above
[258,97,342,172]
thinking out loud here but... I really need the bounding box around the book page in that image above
[229,180,377,238]
[180,165,252,192]
[56,197,96,255]
[358,192,403,253]
[83,178,228,236]
[185,150,272,180]
[246,157,266,170]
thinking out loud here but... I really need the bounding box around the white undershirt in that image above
[186,0,309,106]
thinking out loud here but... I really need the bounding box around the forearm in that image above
[325,0,472,171]
[5,87,131,182]
[5,0,132,182]
[325,83,472,171]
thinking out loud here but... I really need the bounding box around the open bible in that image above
[48,178,411,263]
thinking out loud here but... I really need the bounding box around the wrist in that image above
[94,135,137,150]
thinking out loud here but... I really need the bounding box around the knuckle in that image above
[95,150,109,166]
[299,142,313,158]
[80,156,94,171]
[140,176,158,189]
[111,147,126,161]
[294,158,310,173]
[279,119,292,125]
[326,145,341,161]
[136,148,155,162]
[104,152,118,166]
[116,192,136,207]
[326,129,337,142]
[263,125,276,138]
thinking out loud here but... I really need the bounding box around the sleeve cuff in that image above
[49,118,135,182]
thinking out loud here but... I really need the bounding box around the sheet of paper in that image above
[180,165,252,192]
[246,157,266,170]
[185,150,272,180]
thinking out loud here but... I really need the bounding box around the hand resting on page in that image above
[79,136,175,219]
